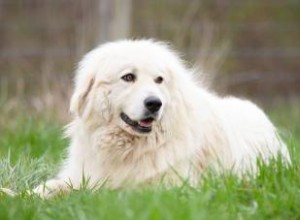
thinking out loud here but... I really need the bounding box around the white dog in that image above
[33,39,290,198]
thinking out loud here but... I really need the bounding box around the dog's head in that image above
[70,39,190,136]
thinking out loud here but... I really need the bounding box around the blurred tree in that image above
[98,0,132,43]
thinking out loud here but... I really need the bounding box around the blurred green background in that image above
[1,0,300,121]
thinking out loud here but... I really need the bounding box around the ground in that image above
[0,102,299,220]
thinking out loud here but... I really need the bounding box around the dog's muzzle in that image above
[120,96,162,133]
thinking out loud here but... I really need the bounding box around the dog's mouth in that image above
[120,112,154,133]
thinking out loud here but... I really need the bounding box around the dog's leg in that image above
[33,179,73,199]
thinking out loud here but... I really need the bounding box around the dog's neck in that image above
[67,119,166,158]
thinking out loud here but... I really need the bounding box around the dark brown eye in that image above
[155,76,164,84]
[121,73,136,82]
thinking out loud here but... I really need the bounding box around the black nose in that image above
[144,96,162,113]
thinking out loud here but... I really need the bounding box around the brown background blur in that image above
[1,0,299,120]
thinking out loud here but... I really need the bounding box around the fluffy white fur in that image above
[33,39,290,198]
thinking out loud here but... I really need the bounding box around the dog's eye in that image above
[155,76,164,84]
[121,73,136,82]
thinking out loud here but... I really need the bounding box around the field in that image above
[0,102,299,220]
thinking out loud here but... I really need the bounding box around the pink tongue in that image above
[138,120,152,128]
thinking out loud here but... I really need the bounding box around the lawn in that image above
[0,103,299,220]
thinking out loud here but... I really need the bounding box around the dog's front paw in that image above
[0,188,18,197]
[33,179,71,199]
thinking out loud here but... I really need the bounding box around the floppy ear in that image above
[70,74,95,117]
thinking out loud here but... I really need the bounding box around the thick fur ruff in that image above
[33,39,290,198]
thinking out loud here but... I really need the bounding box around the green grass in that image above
[0,104,299,220]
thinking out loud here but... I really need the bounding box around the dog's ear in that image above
[70,74,95,117]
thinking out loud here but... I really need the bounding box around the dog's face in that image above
[105,63,170,136]
[70,40,186,136]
